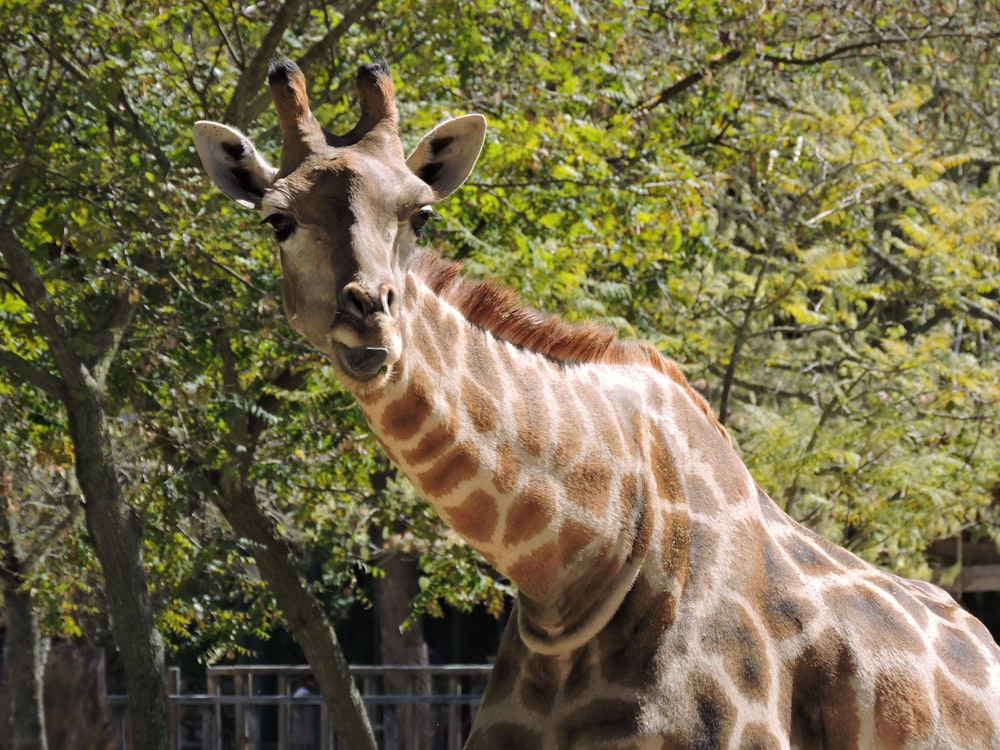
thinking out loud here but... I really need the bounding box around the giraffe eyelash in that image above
[410,206,440,239]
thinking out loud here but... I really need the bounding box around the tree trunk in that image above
[0,224,169,750]
[43,646,119,750]
[67,396,170,750]
[211,476,377,750]
[376,551,432,750]
[0,484,48,750]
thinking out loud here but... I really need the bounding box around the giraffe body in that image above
[195,58,1000,749]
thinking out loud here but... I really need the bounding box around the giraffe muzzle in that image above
[338,345,390,381]
[328,280,401,382]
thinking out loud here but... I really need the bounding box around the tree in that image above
[1,8,997,750]
[1,475,51,750]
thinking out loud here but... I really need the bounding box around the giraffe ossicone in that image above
[195,57,1000,749]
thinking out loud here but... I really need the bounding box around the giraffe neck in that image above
[350,258,753,653]
[352,272,639,651]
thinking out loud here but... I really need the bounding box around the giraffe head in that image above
[193,58,485,384]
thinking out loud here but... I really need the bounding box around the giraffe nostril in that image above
[340,282,373,323]
[383,286,397,316]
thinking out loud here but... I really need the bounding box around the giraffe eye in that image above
[410,206,439,239]
[262,213,296,242]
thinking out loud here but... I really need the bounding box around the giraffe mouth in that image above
[328,311,401,385]
[336,344,390,382]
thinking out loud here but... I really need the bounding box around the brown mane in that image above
[412,250,730,441]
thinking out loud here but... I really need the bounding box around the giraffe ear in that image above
[406,114,486,200]
[193,121,278,210]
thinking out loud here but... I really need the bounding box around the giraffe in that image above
[194,57,1000,749]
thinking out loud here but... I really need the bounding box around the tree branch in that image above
[761,29,1000,67]
[238,0,380,128]
[297,0,380,73]
[706,362,819,405]
[0,350,63,399]
[222,0,306,129]
[718,259,769,425]
[209,476,377,750]
[866,243,1000,328]
[637,48,744,112]
[87,291,141,390]
[45,49,171,176]
[0,223,93,398]
[637,28,1000,114]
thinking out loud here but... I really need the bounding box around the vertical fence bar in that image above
[109,664,492,750]
[167,667,180,750]
[208,670,221,750]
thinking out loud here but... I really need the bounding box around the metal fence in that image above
[108,664,492,750]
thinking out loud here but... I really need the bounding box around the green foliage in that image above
[2,0,998,665]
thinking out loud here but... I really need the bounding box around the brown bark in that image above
[376,550,432,750]
[0,224,170,750]
[210,475,377,750]
[0,483,48,750]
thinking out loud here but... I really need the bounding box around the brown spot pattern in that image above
[466,335,501,391]
[648,430,681,500]
[513,390,548,459]
[583,385,627,460]
[689,672,737,750]
[518,656,559,717]
[702,604,770,701]
[685,519,722,590]
[762,592,815,641]
[507,520,592,599]
[564,454,614,514]
[936,669,997,747]
[561,645,592,701]
[867,575,930,631]
[465,722,543,750]
[660,509,690,583]
[789,630,860,748]
[400,422,453,466]
[739,723,782,750]
[428,306,460,370]
[821,540,868,571]
[380,387,433,441]
[873,668,933,746]
[416,442,478,496]
[618,473,641,523]
[555,699,640,747]
[502,478,557,546]
[507,542,562,598]
[446,490,498,544]
[462,374,500,433]
[913,589,960,622]
[599,576,675,688]
[784,536,833,574]
[939,625,989,688]
[493,442,522,494]
[550,415,583,471]
[825,584,922,655]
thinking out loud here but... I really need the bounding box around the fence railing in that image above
[108,664,492,750]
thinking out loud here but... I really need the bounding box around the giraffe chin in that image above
[335,345,390,384]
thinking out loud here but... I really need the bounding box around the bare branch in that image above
[636,48,744,113]
[762,29,1000,67]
